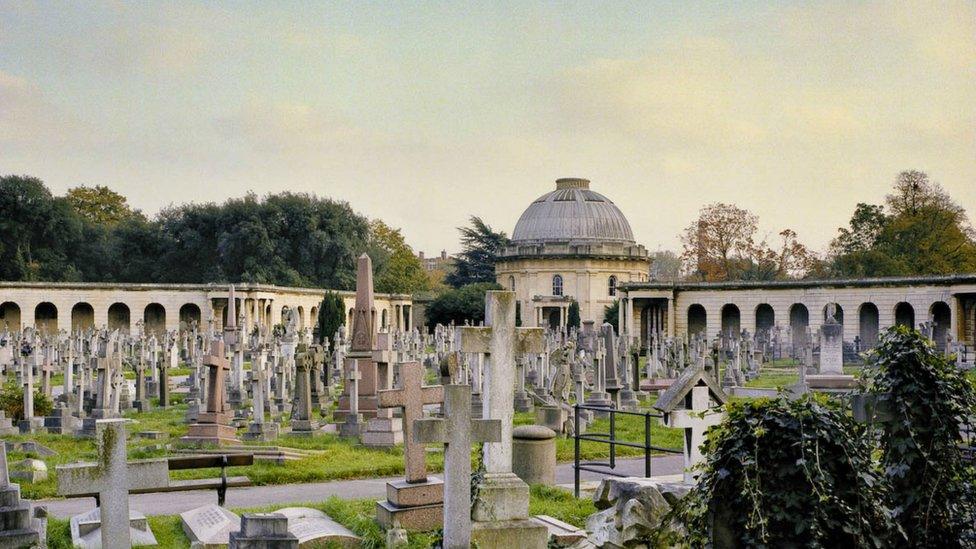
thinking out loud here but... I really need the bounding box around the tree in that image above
[445,217,509,288]
[65,185,136,225]
[424,282,502,329]
[315,291,346,346]
[829,171,976,277]
[680,203,814,281]
[567,300,580,329]
[603,300,619,333]
[0,175,84,281]
[649,250,682,281]
[369,220,430,294]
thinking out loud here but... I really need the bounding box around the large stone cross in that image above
[665,386,725,484]
[204,340,230,414]
[457,291,543,476]
[415,384,501,549]
[377,361,443,483]
[57,419,170,548]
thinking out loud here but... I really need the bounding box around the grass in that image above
[43,486,593,548]
[742,364,865,388]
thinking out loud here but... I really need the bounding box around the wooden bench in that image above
[66,454,254,506]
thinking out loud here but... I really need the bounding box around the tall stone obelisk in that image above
[337,254,380,420]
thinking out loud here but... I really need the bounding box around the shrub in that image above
[423,283,502,329]
[671,395,899,547]
[864,326,976,546]
[0,381,54,421]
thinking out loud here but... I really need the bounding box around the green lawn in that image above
[44,485,594,548]
[16,394,684,499]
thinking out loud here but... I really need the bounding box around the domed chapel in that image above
[495,178,650,328]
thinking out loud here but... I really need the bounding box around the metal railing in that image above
[573,403,682,498]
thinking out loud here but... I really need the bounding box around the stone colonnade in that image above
[619,275,976,349]
[0,282,412,336]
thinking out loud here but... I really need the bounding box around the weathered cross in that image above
[457,291,543,476]
[653,367,727,484]
[204,340,230,415]
[57,419,170,548]
[377,361,444,483]
[415,384,501,549]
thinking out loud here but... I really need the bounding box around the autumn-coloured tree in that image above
[681,203,816,281]
[369,219,431,294]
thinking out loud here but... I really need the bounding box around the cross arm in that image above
[516,328,544,355]
[56,459,170,496]
[413,418,447,444]
[471,419,502,444]
[457,327,491,354]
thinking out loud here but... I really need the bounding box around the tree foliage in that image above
[567,300,580,329]
[423,282,502,329]
[65,185,137,225]
[671,395,899,547]
[369,220,430,294]
[680,203,816,281]
[829,171,976,277]
[0,175,421,291]
[603,300,619,333]
[0,382,53,421]
[315,291,346,346]
[445,216,509,288]
[863,326,976,546]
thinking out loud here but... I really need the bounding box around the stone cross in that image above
[204,340,230,414]
[0,441,8,489]
[377,361,443,483]
[457,291,543,477]
[415,385,501,549]
[57,419,170,548]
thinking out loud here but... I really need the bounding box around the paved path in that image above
[38,455,684,518]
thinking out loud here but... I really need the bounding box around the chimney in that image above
[441,250,447,260]
[418,251,425,260]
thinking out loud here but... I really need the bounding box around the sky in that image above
[2,1,974,256]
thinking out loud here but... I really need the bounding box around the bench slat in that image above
[167,454,255,470]
[65,476,252,498]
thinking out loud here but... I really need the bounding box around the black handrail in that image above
[573,403,682,498]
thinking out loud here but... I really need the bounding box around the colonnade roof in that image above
[620,273,976,293]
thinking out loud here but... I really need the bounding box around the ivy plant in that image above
[669,394,900,548]
[863,326,976,547]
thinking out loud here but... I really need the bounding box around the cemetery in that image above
[3,3,976,546]
[0,179,975,548]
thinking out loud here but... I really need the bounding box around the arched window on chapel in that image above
[552,275,563,296]
[608,275,618,297]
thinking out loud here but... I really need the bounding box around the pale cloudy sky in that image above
[2,1,973,255]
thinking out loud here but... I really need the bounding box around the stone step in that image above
[0,503,33,531]
[0,527,40,547]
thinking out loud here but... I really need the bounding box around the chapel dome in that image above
[511,178,636,245]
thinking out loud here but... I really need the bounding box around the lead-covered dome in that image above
[511,178,636,245]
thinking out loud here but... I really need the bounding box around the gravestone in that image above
[807,304,855,390]
[229,513,298,549]
[275,507,359,547]
[457,291,548,547]
[337,254,381,421]
[339,359,364,438]
[289,344,318,436]
[0,444,45,547]
[57,419,170,548]
[70,507,156,549]
[375,361,445,530]
[181,339,240,445]
[181,504,241,547]
[653,367,727,484]
[415,384,501,549]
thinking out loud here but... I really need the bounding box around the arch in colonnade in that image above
[720,304,740,336]
[894,302,915,329]
[381,309,388,330]
[297,306,306,330]
[35,302,58,333]
[108,303,130,333]
[789,303,809,353]
[822,303,844,325]
[179,303,202,330]
[348,308,355,331]
[71,302,95,332]
[0,302,22,331]
[144,303,166,336]
[930,301,951,350]
[755,303,775,334]
[687,304,706,337]
[858,303,879,350]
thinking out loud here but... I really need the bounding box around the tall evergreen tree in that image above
[445,216,509,288]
